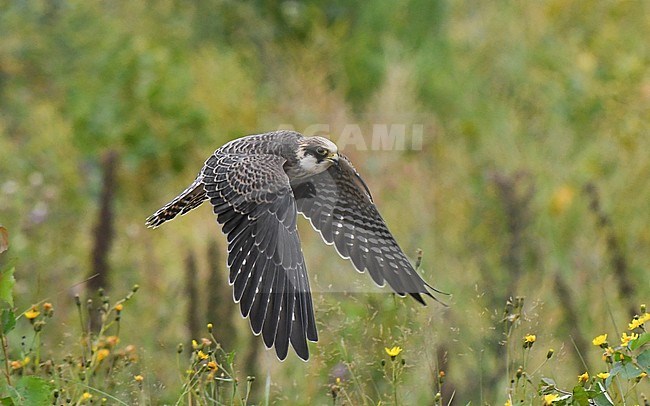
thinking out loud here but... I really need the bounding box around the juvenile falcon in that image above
[146,130,440,361]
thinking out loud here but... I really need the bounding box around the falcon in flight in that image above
[146,131,440,360]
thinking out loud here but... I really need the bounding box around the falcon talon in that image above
[146,130,443,361]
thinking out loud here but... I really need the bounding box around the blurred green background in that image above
[1,0,649,404]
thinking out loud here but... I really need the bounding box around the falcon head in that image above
[296,136,339,175]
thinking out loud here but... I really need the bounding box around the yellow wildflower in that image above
[134,375,144,382]
[629,318,643,330]
[42,302,53,314]
[114,303,123,312]
[596,372,610,379]
[550,185,575,215]
[621,332,638,346]
[24,306,40,320]
[578,372,589,383]
[207,323,213,332]
[81,392,92,400]
[543,393,559,405]
[207,361,218,371]
[384,346,402,358]
[523,334,536,348]
[11,357,32,370]
[592,334,607,346]
[504,399,512,406]
[96,349,110,363]
[629,313,650,330]
[197,350,208,360]
[192,340,199,350]
[105,335,120,347]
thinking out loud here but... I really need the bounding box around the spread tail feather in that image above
[145,176,207,228]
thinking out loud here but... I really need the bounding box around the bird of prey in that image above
[146,130,440,361]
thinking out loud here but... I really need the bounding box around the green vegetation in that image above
[1,1,649,404]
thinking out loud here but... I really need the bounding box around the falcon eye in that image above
[316,147,328,156]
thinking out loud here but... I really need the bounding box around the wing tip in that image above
[290,341,310,362]
[266,344,310,362]
[425,281,450,296]
[417,283,450,307]
[295,350,310,362]
[144,215,161,229]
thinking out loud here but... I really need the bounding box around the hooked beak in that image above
[326,152,339,165]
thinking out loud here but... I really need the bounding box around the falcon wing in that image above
[202,153,317,361]
[291,154,440,305]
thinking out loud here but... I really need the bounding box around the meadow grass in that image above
[1,1,649,404]
[0,261,648,404]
